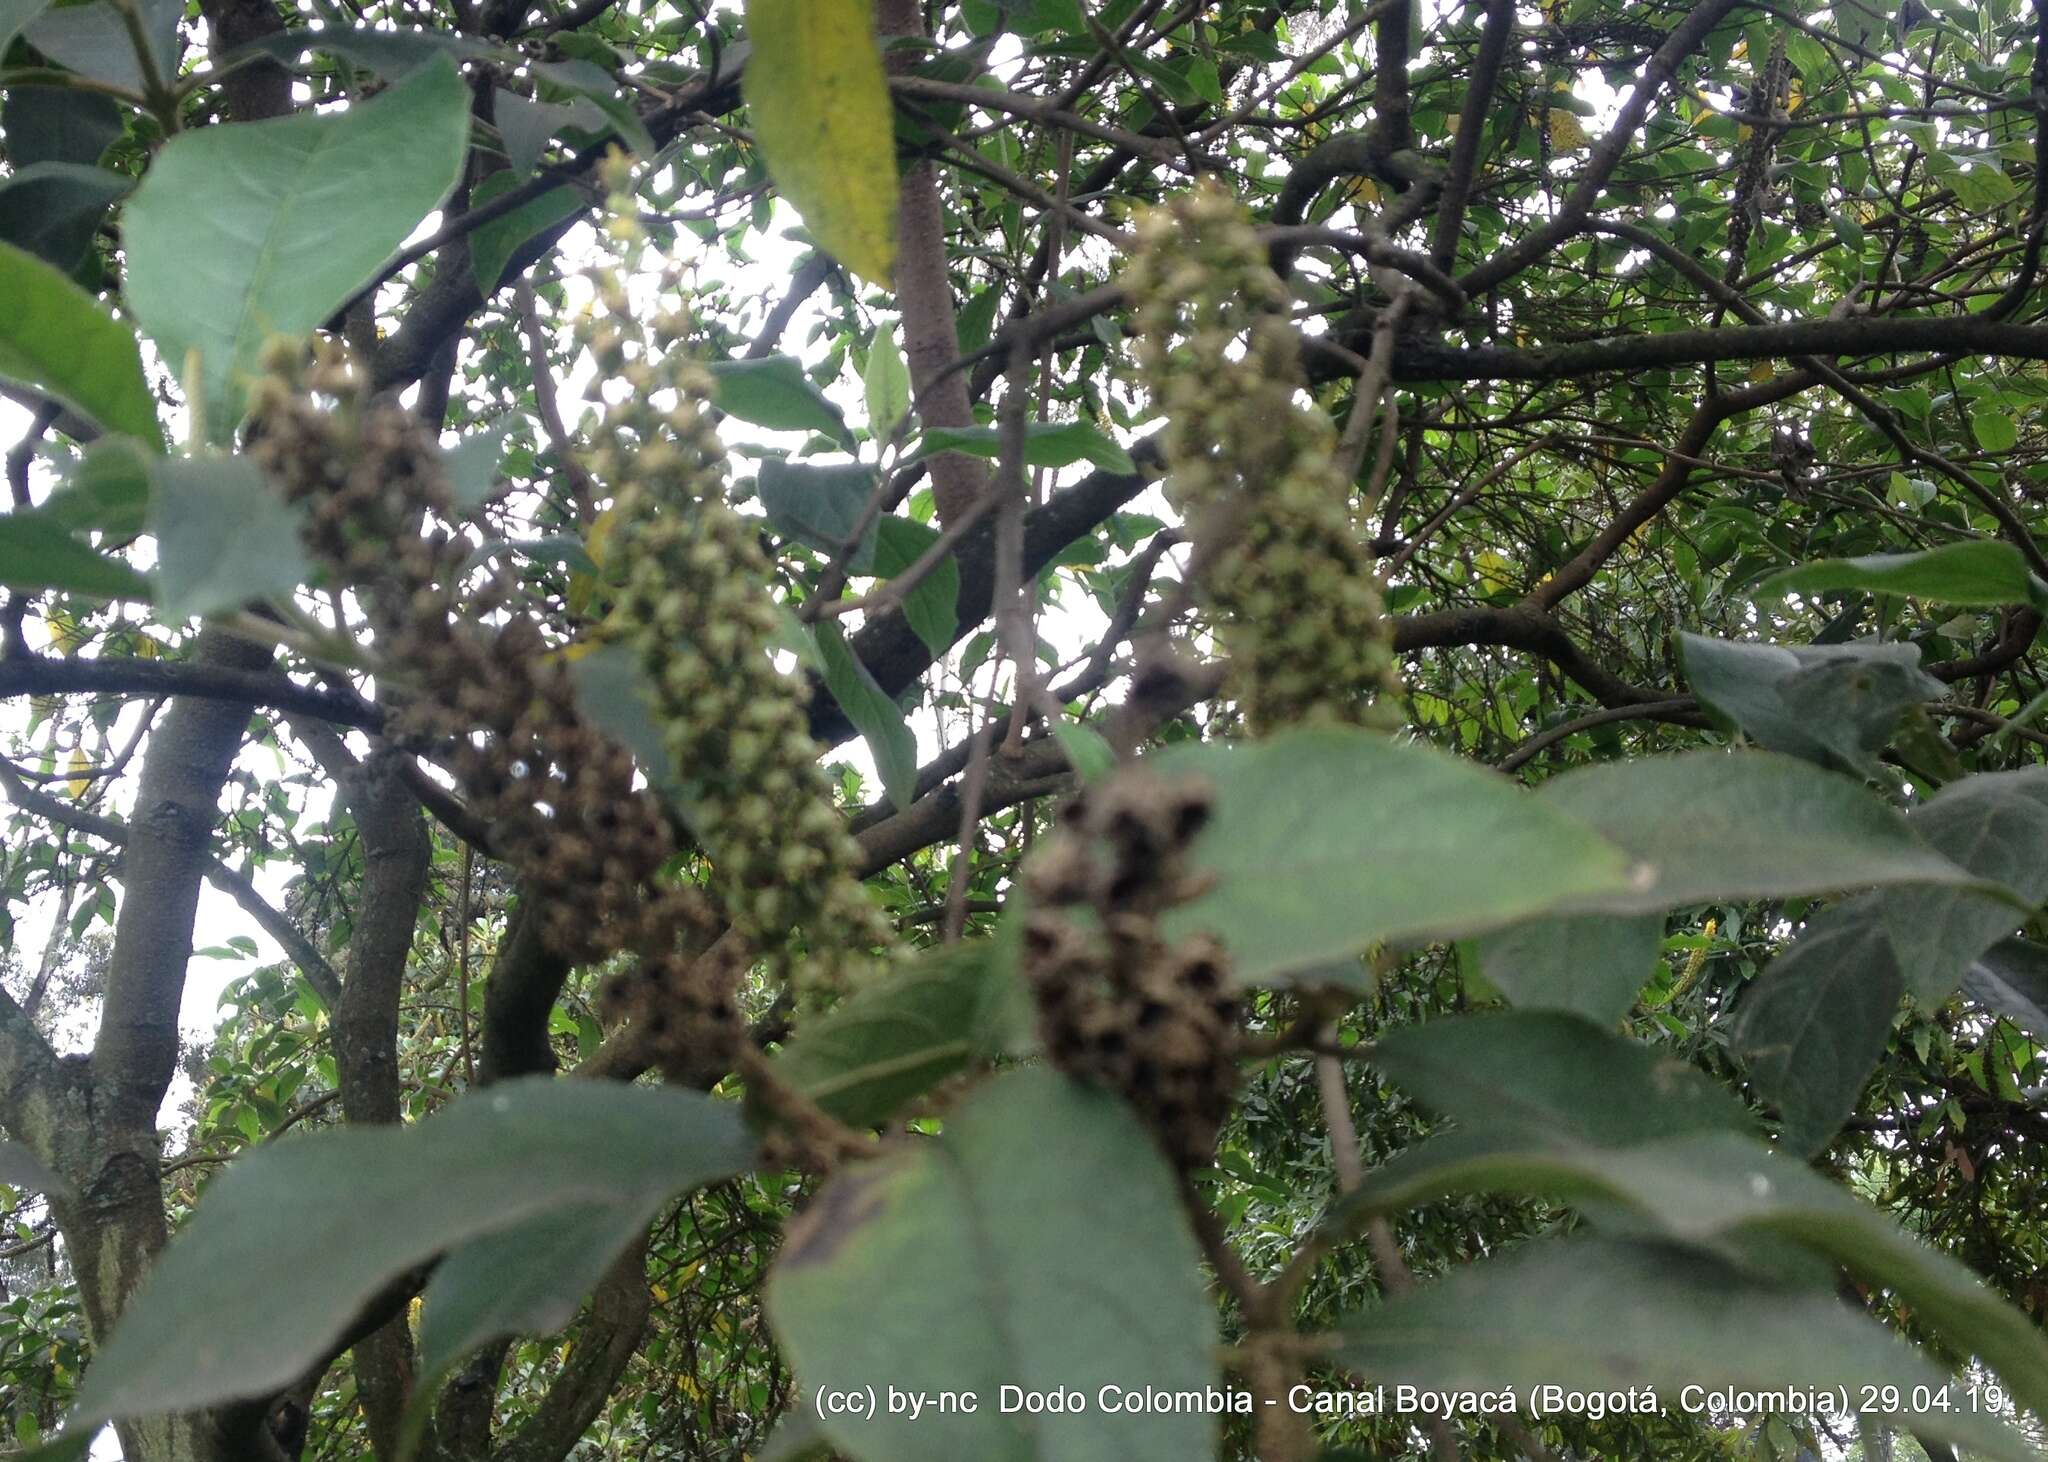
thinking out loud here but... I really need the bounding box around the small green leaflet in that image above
[0,241,160,446]
[0,510,150,601]
[814,620,917,811]
[918,421,1138,475]
[468,173,583,292]
[709,356,853,444]
[863,326,912,442]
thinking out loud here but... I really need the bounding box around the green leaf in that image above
[147,455,311,621]
[741,0,898,285]
[529,58,654,158]
[22,0,178,93]
[120,58,471,442]
[6,1431,92,1462]
[0,241,159,444]
[415,1204,647,1381]
[565,643,700,827]
[1537,750,1987,911]
[1973,406,2020,451]
[863,326,912,441]
[709,356,852,443]
[492,89,591,177]
[0,510,149,600]
[814,620,917,812]
[1371,1010,1754,1146]
[1679,633,1943,777]
[1471,913,1661,1026]
[441,418,519,512]
[1338,1128,2048,1433]
[759,459,877,570]
[43,436,150,536]
[0,162,131,272]
[1757,540,2048,609]
[1880,767,2048,1002]
[1,83,123,168]
[1328,1238,2037,1462]
[766,1069,1218,1462]
[1050,718,1117,781]
[0,0,55,54]
[1732,896,1904,1156]
[226,25,506,81]
[71,1078,753,1426]
[919,421,1138,475]
[955,284,1000,356]
[463,532,596,577]
[1150,727,1638,984]
[1962,938,2048,1041]
[0,1138,70,1199]
[767,940,1023,1127]
[872,514,957,660]
[468,173,583,292]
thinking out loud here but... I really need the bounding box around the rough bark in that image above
[63,630,282,1461]
[194,0,293,124]
[315,731,434,1460]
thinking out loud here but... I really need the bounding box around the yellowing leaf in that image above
[66,749,89,800]
[569,507,617,616]
[1341,175,1382,207]
[1547,110,1591,151]
[1474,548,1517,595]
[545,638,605,665]
[741,0,898,286]
[45,607,86,654]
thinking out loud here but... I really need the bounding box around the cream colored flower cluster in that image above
[1124,182,1402,732]
[581,272,894,1004]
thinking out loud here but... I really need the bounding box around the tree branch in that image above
[0,654,383,732]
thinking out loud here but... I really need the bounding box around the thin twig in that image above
[514,280,600,524]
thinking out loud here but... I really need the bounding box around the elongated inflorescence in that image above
[247,345,735,1079]
[1023,770,1241,1168]
[578,262,895,1012]
[1124,181,1403,732]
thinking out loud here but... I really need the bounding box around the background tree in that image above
[1,0,2048,1459]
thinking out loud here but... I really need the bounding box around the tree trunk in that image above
[46,631,294,1462]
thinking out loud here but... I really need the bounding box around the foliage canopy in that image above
[2,0,2048,1459]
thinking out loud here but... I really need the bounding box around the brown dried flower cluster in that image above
[1124,181,1402,732]
[1023,769,1240,1168]
[247,344,739,1082]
